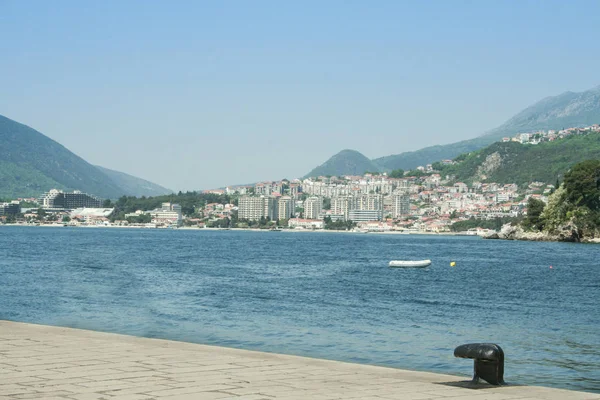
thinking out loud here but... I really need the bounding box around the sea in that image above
[0,226,598,393]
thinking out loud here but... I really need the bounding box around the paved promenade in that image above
[1,321,598,400]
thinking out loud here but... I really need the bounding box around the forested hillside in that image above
[436,133,600,186]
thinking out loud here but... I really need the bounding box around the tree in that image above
[389,169,405,178]
[563,160,600,210]
[103,199,113,208]
[36,207,46,221]
[523,197,546,231]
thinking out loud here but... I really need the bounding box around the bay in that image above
[0,226,598,393]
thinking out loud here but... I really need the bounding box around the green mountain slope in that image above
[95,166,172,197]
[438,133,600,186]
[0,114,170,199]
[0,160,66,198]
[309,85,600,176]
[304,149,380,178]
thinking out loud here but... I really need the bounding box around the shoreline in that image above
[0,223,477,236]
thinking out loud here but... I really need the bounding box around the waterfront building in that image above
[0,201,21,216]
[277,196,293,221]
[345,194,383,221]
[287,218,324,229]
[238,196,264,221]
[348,209,382,222]
[148,202,182,226]
[39,189,102,210]
[70,208,114,225]
[238,196,278,221]
[303,196,322,220]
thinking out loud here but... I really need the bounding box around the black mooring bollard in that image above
[454,343,505,385]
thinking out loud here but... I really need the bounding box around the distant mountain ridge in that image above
[304,149,380,178]
[305,85,600,177]
[0,114,172,199]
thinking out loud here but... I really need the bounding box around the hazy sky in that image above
[1,1,599,191]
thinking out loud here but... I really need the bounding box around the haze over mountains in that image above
[306,85,600,177]
[0,115,172,199]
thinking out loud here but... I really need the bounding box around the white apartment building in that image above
[392,192,410,218]
[303,196,322,219]
[357,194,383,211]
[149,203,183,226]
[288,218,324,229]
[238,196,265,220]
[277,196,293,221]
[348,209,382,222]
[238,196,277,221]
[332,196,351,220]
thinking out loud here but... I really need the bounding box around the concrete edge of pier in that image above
[1,320,598,400]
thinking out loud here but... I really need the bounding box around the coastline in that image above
[8,223,599,242]
[482,223,600,244]
[0,223,475,237]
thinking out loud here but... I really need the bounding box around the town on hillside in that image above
[2,124,598,233]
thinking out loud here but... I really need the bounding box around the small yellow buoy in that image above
[450,261,456,267]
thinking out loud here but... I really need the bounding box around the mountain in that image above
[304,149,380,178]
[0,114,172,199]
[437,132,600,186]
[95,166,172,198]
[307,85,600,176]
[483,86,600,138]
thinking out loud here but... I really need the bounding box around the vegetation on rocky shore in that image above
[485,159,600,242]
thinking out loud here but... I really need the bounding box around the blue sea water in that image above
[0,226,599,393]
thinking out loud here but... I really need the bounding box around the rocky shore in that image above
[483,223,600,243]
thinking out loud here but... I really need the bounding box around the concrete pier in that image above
[1,321,598,400]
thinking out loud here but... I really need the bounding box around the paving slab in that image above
[1,321,598,400]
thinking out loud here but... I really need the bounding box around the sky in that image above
[1,1,599,191]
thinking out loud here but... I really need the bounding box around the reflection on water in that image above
[0,226,599,393]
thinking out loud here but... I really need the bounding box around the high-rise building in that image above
[344,194,383,221]
[332,196,351,220]
[277,196,293,221]
[393,192,410,218]
[263,196,277,220]
[238,196,278,221]
[303,196,322,219]
[239,196,265,221]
